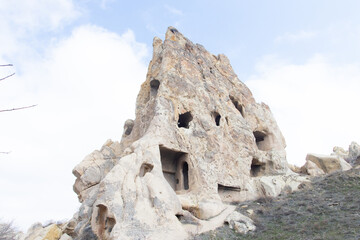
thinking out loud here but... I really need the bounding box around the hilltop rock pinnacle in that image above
[64,27,308,239]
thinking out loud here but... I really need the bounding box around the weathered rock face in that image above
[332,142,360,166]
[225,211,256,234]
[300,160,325,176]
[22,223,62,240]
[305,153,352,174]
[69,27,294,240]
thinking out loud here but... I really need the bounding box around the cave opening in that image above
[212,111,221,126]
[217,184,242,203]
[159,146,190,192]
[150,79,160,98]
[229,95,244,117]
[178,112,193,129]
[139,163,154,177]
[182,162,189,190]
[96,204,116,238]
[253,131,270,151]
[250,158,265,177]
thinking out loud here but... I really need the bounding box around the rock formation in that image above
[305,153,351,174]
[333,141,360,166]
[29,27,309,240]
[21,223,62,240]
[299,142,359,176]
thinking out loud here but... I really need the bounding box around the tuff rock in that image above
[59,233,73,240]
[305,153,352,174]
[225,211,256,234]
[21,223,62,240]
[300,160,325,176]
[332,141,360,166]
[61,27,307,239]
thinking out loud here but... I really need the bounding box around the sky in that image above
[0,0,359,232]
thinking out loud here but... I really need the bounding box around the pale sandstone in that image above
[58,234,72,240]
[63,27,307,239]
[288,163,302,173]
[347,142,360,165]
[301,160,325,176]
[22,223,62,240]
[332,141,360,166]
[225,211,256,234]
[306,153,352,174]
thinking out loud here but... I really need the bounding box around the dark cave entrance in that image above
[150,79,160,98]
[212,111,221,126]
[177,112,193,129]
[182,162,189,190]
[250,158,265,177]
[159,146,190,191]
[253,131,271,151]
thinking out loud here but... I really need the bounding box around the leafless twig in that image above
[0,221,18,240]
[0,104,37,112]
[0,73,15,82]
[0,64,15,82]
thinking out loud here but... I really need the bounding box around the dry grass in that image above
[195,168,360,240]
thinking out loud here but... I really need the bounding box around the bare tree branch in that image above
[0,64,15,82]
[0,221,18,240]
[0,104,37,112]
[0,72,15,82]
[0,64,36,155]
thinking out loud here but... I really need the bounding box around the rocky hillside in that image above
[196,167,360,240]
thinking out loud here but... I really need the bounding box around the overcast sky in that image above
[0,0,359,231]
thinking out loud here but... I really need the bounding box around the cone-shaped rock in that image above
[69,27,301,240]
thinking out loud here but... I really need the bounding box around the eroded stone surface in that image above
[21,223,62,240]
[65,27,300,239]
[301,160,325,176]
[306,153,352,174]
[59,233,73,240]
[332,142,360,166]
[225,211,256,234]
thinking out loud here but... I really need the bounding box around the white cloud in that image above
[0,0,80,32]
[0,0,148,231]
[0,23,148,231]
[0,0,81,68]
[246,55,360,166]
[100,0,115,9]
[275,30,316,43]
[164,4,183,16]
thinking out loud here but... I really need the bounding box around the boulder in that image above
[347,142,360,165]
[225,211,256,234]
[332,141,360,166]
[195,200,226,220]
[256,174,310,197]
[301,160,325,176]
[288,164,302,173]
[344,142,360,166]
[306,153,352,174]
